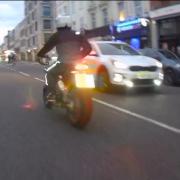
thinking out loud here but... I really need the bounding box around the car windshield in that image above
[159,50,179,61]
[97,43,140,56]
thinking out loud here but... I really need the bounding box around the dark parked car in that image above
[140,48,180,85]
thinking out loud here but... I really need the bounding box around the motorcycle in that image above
[41,57,95,128]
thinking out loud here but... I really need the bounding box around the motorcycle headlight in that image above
[111,60,128,69]
[156,61,163,68]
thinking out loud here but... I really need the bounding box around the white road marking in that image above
[33,77,180,134]
[93,98,180,135]
[31,62,39,65]
[9,68,16,71]
[19,71,30,77]
[0,65,16,72]
[34,77,45,82]
[2,66,180,135]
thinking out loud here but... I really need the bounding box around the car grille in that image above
[129,66,157,72]
[133,79,154,85]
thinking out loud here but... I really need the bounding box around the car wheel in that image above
[96,70,111,92]
[164,69,176,86]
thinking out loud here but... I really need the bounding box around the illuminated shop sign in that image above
[114,18,149,33]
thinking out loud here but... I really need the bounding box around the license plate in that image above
[136,71,152,79]
[75,74,95,88]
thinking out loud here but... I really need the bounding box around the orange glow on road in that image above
[21,87,38,110]
[21,100,38,110]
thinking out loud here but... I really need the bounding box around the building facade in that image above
[2,36,9,51]
[23,1,56,61]
[0,1,56,61]
[150,0,180,55]
[56,1,150,31]
[55,1,150,48]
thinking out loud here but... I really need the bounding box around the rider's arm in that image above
[37,32,59,58]
[79,35,92,59]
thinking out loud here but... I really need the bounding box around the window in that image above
[91,13,96,29]
[136,6,143,17]
[25,7,28,16]
[80,17,84,29]
[29,25,33,34]
[32,11,35,21]
[35,21,38,31]
[21,40,23,46]
[43,20,51,29]
[44,33,52,43]
[64,6,67,15]
[27,16,30,24]
[159,19,178,36]
[79,1,84,10]
[20,29,24,37]
[25,28,27,36]
[118,1,124,11]
[134,1,142,17]
[42,0,50,6]
[43,6,51,17]
[102,8,108,25]
[28,38,30,47]
[71,1,75,14]
[28,2,32,11]
[32,36,36,46]
[89,1,96,6]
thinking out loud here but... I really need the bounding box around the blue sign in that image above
[114,18,148,33]
[115,18,141,27]
[130,38,141,49]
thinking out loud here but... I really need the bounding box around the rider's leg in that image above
[46,62,61,95]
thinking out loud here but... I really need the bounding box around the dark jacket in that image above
[37,28,92,63]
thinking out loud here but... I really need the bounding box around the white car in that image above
[83,41,163,90]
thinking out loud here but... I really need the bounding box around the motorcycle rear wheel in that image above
[66,89,93,128]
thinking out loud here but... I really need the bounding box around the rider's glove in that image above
[37,56,49,65]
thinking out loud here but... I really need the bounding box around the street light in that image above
[119,11,125,21]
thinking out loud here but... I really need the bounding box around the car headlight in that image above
[111,60,128,69]
[156,61,163,68]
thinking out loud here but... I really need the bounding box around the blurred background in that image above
[0,0,180,62]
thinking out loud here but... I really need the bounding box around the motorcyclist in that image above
[37,15,92,99]
[8,51,16,64]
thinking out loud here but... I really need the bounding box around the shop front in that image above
[110,18,150,49]
[150,4,180,56]
[158,16,180,55]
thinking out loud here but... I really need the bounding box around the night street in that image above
[0,61,180,180]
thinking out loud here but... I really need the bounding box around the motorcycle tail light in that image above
[75,74,95,88]
[75,63,89,71]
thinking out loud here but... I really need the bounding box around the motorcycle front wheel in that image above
[66,89,93,128]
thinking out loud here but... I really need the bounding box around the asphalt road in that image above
[0,61,180,180]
